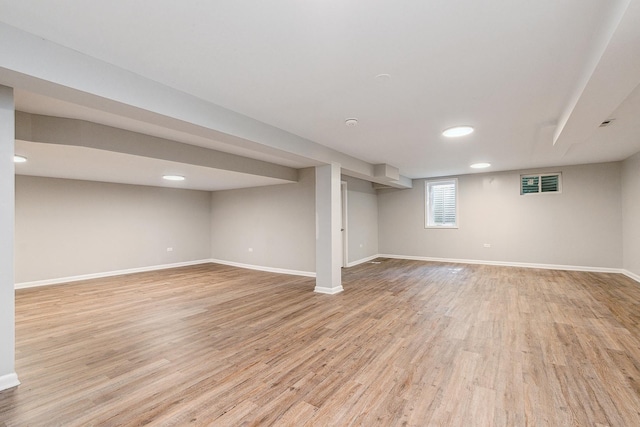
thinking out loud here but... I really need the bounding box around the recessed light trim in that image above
[345,118,359,127]
[470,162,491,169]
[14,155,27,163]
[163,175,185,181]
[443,126,474,137]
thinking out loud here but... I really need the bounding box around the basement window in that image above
[520,173,561,195]
[425,178,458,228]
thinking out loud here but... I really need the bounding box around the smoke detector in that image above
[345,118,359,127]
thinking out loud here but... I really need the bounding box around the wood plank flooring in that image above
[1,259,640,426]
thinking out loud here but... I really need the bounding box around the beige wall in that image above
[210,168,316,273]
[622,152,640,277]
[343,176,379,264]
[378,162,623,268]
[15,176,212,283]
[16,157,636,284]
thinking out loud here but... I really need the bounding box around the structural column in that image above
[0,85,19,391]
[315,163,343,294]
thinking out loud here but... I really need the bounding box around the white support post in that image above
[0,85,19,391]
[315,163,343,294]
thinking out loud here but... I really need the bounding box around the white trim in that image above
[15,259,213,289]
[0,373,20,392]
[314,285,344,294]
[346,254,380,268]
[210,259,316,278]
[623,269,640,284]
[14,254,632,290]
[378,254,624,274]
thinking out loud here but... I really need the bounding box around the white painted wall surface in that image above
[342,176,379,264]
[15,176,212,283]
[210,168,315,273]
[622,152,640,277]
[378,162,623,268]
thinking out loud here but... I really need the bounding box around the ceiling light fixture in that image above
[163,175,185,181]
[345,118,359,127]
[14,155,27,163]
[470,162,491,169]
[442,126,474,137]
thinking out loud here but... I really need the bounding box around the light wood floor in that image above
[1,259,640,426]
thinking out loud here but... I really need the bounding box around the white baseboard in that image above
[623,269,640,284]
[15,259,213,289]
[378,254,624,274]
[0,373,20,392]
[346,254,381,268]
[314,285,344,294]
[15,254,636,290]
[210,258,316,278]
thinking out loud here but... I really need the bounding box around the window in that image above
[425,178,458,228]
[520,173,561,195]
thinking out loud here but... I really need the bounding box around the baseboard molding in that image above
[210,259,316,278]
[378,254,624,274]
[15,259,213,289]
[0,373,20,392]
[314,285,344,294]
[346,254,381,268]
[623,269,640,284]
[14,254,635,290]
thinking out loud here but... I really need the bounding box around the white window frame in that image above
[425,178,458,229]
[520,172,562,195]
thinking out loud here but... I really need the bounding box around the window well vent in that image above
[520,173,561,195]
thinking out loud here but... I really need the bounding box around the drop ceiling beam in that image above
[16,112,299,183]
[553,0,640,153]
[0,23,411,189]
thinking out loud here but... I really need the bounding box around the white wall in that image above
[15,176,212,283]
[210,168,315,273]
[343,176,379,264]
[622,152,640,278]
[378,162,623,269]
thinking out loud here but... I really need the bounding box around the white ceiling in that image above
[2,0,640,189]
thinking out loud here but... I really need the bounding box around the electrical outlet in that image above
[359,243,363,248]
[248,248,253,252]
[483,243,491,248]
[167,247,173,252]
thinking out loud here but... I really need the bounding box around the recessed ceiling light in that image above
[14,155,27,163]
[345,118,359,127]
[470,162,491,169]
[163,175,185,181]
[442,126,474,137]
[375,73,391,81]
